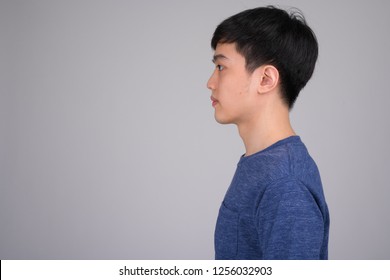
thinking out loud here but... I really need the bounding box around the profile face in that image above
[207,43,257,125]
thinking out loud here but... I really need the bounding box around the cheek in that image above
[217,70,251,101]
[220,77,242,96]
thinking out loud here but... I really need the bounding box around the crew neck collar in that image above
[239,135,301,163]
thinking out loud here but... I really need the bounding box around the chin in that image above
[214,114,233,125]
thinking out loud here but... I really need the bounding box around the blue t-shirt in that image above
[215,136,329,260]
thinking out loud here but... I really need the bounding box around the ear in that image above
[257,65,279,94]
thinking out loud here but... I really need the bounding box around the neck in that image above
[237,105,295,157]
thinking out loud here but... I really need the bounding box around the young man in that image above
[207,6,329,259]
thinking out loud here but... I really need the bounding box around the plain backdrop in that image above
[1,0,390,259]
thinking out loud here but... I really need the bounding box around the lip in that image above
[211,96,218,107]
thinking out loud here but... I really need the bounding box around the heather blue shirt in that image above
[215,136,329,260]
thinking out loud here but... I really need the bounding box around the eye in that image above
[216,64,225,71]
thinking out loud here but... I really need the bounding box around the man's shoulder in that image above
[240,137,310,184]
[239,136,324,204]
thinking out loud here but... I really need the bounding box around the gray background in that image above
[1,0,389,259]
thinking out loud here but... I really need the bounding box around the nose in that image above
[207,70,216,90]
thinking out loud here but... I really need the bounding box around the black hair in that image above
[211,6,318,109]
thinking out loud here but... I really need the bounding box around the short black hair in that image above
[211,6,318,109]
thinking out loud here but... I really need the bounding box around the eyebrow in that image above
[212,54,229,63]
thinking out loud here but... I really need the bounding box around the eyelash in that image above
[216,65,225,71]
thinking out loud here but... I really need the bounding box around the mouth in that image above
[210,96,218,107]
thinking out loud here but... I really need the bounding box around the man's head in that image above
[209,6,318,110]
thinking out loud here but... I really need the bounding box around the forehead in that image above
[213,43,245,64]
